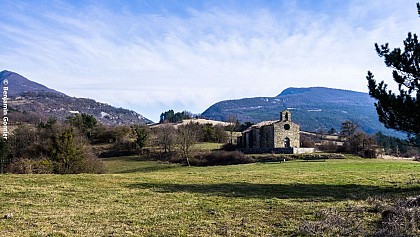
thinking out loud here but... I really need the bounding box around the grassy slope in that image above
[0,157,419,236]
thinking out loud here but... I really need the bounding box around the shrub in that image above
[297,208,367,236]
[221,143,237,151]
[76,154,104,174]
[253,154,293,163]
[317,141,339,152]
[6,121,104,174]
[252,153,345,163]
[190,151,254,166]
[7,159,33,174]
[300,134,316,148]
[7,158,53,174]
[362,149,377,158]
[375,196,420,237]
[98,140,139,157]
[293,153,345,160]
[50,128,104,174]
[296,196,420,237]
[168,152,185,164]
[34,158,54,174]
[403,148,420,160]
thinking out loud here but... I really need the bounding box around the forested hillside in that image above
[202,87,404,137]
[1,70,152,125]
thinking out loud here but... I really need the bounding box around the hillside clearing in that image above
[0,157,419,236]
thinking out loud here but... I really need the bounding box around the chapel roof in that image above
[243,120,277,133]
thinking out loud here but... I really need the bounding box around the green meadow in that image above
[1,156,419,236]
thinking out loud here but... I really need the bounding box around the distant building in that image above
[237,110,303,153]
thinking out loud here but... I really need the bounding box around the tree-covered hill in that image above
[1,70,153,125]
[202,87,404,138]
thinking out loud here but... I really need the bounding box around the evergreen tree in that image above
[65,113,97,140]
[366,3,420,138]
[159,110,193,123]
[134,125,149,150]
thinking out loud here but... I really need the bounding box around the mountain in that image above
[0,70,153,125]
[202,87,405,138]
[0,70,65,96]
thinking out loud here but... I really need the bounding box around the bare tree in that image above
[177,123,199,166]
[227,115,238,144]
[340,120,377,156]
[214,124,228,143]
[7,124,37,159]
[155,124,176,153]
[339,120,359,139]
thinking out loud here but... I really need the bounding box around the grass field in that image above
[0,156,419,236]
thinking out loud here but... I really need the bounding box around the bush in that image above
[317,141,340,152]
[375,196,420,237]
[300,135,316,148]
[297,196,420,237]
[189,151,254,166]
[253,154,293,163]
[362,149,377,158]
[297,208,367,236]
[252,153,345,163]
[221,143,237,151]
[8,158,53,174]
[76,155,104,174]
[53,149,104,174]
[34,158,54,174]
[7,159,34,174]
[98,140,139,157]
[6,122,104,174]
[49,128,104,174]
[403,148,420,160]
[298,153,345,160]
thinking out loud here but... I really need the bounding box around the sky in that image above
[0,0,418,122]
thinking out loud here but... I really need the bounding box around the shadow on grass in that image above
[127,182,420,201]
[101,155,148,162]
[115,165,177,174]
[102,156,179,174]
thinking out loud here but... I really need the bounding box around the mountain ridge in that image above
[202,87,404,138]
[0,70,64,96]
[0,70,153,125]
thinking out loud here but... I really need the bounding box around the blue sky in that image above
[0,0,418,122]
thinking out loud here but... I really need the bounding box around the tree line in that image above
[159,110,194,123]
[0,111,249,172]
[1,111,419,174]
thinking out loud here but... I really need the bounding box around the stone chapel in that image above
[237,110,300,152]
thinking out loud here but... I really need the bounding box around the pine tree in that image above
[366,3,420,138]
[134,125,149,150]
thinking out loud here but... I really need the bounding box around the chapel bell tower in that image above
[280,110,291,122]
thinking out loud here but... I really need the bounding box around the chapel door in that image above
[284,137,291,148]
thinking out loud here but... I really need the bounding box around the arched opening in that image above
[284,137,291,148]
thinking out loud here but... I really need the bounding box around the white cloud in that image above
[0,0,418,121]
